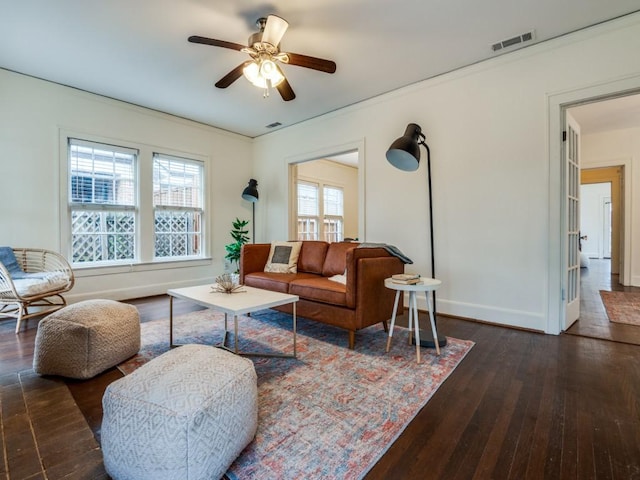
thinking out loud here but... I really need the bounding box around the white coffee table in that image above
[167,284,299,358]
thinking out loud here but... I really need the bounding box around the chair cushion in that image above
[12,272,69,297]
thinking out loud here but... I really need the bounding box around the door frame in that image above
[285,139,366,241]
[547,75,640,335]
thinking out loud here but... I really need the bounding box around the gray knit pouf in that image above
[33,299,140,379]
[101,344,258,480]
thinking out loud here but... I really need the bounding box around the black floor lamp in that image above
[386,123,447,348]
[241,179,259,243]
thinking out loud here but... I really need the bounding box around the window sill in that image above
[73,257,213,278]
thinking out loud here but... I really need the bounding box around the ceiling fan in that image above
[188,15,336,101]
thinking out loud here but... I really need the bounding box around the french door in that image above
[564,113,581,330]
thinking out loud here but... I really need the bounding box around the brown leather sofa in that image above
[240,241,404,349]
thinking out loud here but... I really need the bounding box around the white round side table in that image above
[384,277,442,363]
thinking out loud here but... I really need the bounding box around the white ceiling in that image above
[1,1,639,138]
[569,93,640,135]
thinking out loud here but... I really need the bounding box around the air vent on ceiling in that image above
[491,30,535,52]
[266,121,282,129]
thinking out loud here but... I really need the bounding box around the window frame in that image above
[152,153,204,260]
[68,138,139,266]
[295,179,344,242]
[59,130,211,275]
[297,180,320,240]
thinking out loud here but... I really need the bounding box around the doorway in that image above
[550,84,640,335]
[561,94,638,338]
[580,166,623,277]
[288,150,361,242]
[580,182,611,260]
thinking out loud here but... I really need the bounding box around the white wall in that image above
[296,159,359,239]
[252,13,640,333]
[0,68,253,302]
[581,126,640,285]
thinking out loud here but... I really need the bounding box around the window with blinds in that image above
[296,181,343,242]
[69,139,137,264]
[153,153,204,258]
[297,181,319,240]
[323,185,344,243]
[66,138,207,267]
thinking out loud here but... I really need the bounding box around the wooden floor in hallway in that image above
[566,258,640,345]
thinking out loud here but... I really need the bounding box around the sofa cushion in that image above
[244,272,317,293]
[264,241,302,273]
[289,277,347,307]
[297,241,329,274]
[321,242,358,277]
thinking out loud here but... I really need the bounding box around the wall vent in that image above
[491,30,535,52]
[266,121,282,128]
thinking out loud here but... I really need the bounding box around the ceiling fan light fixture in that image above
[259,58,278,78]
[242,59,284,89]
[260,15,289,48]
[189,14,335,101]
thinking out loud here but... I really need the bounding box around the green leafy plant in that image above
[224,218,250,272]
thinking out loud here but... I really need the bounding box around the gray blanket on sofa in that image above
[356,243,413,264]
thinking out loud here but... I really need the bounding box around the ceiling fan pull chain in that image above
[264,79,273,98]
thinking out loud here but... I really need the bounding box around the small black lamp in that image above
[386,123,446,348]
[242,179,259,243]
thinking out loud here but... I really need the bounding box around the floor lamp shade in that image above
[385,123,423,171]
[242,179,259,202]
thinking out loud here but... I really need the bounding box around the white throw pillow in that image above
[264,241,302,273]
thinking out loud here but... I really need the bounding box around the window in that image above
[323,185,344,243]
[153,154,203,258]
[66,137,206,268]
[297,181,319,240]
[69,139,137,264]
[296,181,343,242]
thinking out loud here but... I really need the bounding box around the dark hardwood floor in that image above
[566,258,640,344]
[1,276,640,479]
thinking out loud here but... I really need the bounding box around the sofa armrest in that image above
[354,257,405,328]
[239,243,271,283]
[345,248,404,309]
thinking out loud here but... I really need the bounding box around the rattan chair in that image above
[0,248,74,333]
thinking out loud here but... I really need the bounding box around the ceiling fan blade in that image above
[276,77,296,101]
[188,35,245,51]
[262,15,289,47]
[284,52,336,74]
[215,62,250,88]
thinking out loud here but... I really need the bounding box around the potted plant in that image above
[224,218,250,273]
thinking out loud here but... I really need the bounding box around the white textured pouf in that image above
[33,299,140,379]
[101,344,258,480]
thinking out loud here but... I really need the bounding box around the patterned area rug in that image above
[600,290,640,326]
[118,309,474,479]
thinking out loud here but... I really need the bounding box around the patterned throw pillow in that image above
[264,241,302,273]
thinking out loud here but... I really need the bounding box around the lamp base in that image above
[411,329,448,348]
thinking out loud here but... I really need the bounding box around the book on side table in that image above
[391,273,421,285]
